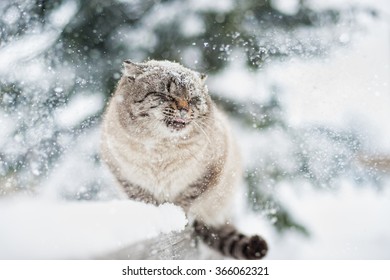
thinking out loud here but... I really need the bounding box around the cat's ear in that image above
[123,60,144,81]
[199,72,207,82]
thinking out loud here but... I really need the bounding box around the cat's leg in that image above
[173,163,223,211]
[119,179,159,205]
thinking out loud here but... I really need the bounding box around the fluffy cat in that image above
[101,60,268,259]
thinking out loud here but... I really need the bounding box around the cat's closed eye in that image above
[153,92,174,102]
[189,96,201,106]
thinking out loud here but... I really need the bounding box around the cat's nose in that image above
[177,99,189,110]
[176,98,189,118]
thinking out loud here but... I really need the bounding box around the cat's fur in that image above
[101,60,268,259]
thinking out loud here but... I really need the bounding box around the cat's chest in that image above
[120,139,207,201]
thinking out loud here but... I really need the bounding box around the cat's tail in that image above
[193,220,268,260]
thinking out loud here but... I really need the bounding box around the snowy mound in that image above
[0,198,187,259]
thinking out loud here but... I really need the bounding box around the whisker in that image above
[195,115,214,121]
[193,119,213,131]
[150,118,164,134]
[193,120,212,144]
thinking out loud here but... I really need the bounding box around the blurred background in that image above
[0,0,389,259]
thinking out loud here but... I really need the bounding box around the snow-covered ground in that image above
[0,199,186,259]
[237,181,390,259]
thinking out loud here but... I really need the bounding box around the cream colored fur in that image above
[101,60,241,227]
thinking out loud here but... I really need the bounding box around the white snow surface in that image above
[236,181,390,259]
[0,199,186,259]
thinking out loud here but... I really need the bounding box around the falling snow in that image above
[0,0,389,259]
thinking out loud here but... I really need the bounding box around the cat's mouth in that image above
[166,118,190,131]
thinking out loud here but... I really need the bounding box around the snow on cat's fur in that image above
[101,60,268,259]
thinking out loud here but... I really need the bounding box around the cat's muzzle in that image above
[167,117,190,130]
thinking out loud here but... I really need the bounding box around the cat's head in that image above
[114,60,212,138]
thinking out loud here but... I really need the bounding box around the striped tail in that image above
[193,220,268,260]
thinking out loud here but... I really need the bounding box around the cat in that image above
[101,59,268,259]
